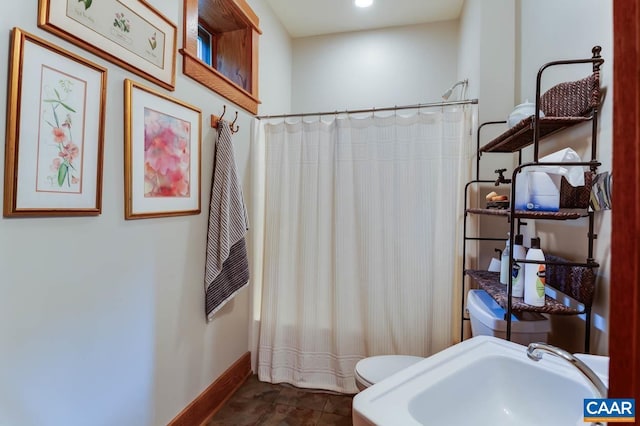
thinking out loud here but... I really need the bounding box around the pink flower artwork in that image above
[36,70,85,194]
[143,108,191,197]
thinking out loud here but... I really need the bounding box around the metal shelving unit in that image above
[460,47,605,353]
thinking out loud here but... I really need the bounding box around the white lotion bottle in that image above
[500,233,511,285]
[524,237,546,306]
[511,234,527,297]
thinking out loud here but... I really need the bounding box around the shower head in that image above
[442,79,469,101]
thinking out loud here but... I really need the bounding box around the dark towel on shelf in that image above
[204,120,249,321]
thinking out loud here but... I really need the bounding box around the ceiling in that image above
[265,0,464,38]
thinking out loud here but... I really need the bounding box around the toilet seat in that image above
[354,355,423,391]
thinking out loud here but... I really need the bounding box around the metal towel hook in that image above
[210,105,240,134]
[211,105,226,129]
[230,111,239,134]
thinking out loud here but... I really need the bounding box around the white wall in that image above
[458,0,515,129]
[252,0,293,117]
[0,1,291,426]
[291,21,459,112]
[517,0,613,355]
[459,0,517,184]
[457,0,517,338]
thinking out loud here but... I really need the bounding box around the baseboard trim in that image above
[168,351,252,426]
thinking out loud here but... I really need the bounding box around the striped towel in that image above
[204,120,249,321]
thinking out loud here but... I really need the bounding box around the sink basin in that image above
[353,336,605,426]
[574,353,609,386]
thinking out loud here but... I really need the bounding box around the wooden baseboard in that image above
[168,351,252,426]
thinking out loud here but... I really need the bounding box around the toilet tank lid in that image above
[467,289,551,333]
[355,355,423,384]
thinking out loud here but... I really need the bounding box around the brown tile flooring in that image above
[208,375,355,426]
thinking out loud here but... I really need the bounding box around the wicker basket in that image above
[480,72,601,154]
[540,72,600,118]
[545,254,597,309]
[559,171,593,209]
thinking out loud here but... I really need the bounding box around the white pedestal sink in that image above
[352,336,608,426]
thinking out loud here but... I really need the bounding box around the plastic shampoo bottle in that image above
[500,233,511,285]
[511,234,527,297]
[524,237,546,306]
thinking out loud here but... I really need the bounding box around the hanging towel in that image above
[204,120,250,321]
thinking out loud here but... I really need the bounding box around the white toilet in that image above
[466,289,551,345]
[354,354,423,391]
[354,289,551,392]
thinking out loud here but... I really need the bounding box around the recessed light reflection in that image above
[355,0,373,8]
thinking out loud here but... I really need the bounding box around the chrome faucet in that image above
[526,342,608,398]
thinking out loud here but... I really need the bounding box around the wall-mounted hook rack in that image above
[211,105,240,133]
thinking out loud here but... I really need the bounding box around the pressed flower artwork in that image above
[36,66,86,194]
[143,108,191,198]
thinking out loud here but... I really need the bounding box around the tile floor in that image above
[208,375,355,426]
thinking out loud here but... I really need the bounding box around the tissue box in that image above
[514,148,593,212]
[515,171,561,212]
[515,171,592,211]
[529,172,561,211]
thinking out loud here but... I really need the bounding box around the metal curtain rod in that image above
[255,99,478,120]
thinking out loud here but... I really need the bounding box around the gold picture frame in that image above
[124,79,202,219]
[3,27,107,217]
[39,0,177,91]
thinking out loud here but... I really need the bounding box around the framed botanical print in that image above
[39,0,177,90]
[3,28,107,217]
[124,79,202,219]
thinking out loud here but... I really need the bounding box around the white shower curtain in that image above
[249,106,475,394]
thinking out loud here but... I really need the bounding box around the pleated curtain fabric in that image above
[253,107,474,393]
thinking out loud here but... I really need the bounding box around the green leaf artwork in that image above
[58,162,69,186]
[43,99,76,113]
[113,12,131,33]
[78,0,92,10]
[148,32,157,50]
